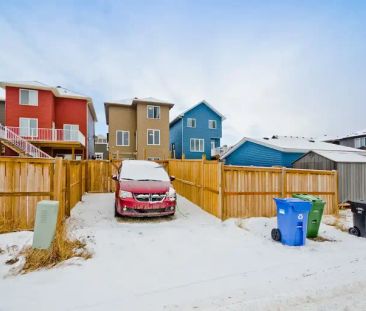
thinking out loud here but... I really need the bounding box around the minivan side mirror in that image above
[170,175,175,182]
[112,175,118,181]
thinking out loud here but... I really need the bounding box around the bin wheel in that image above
[271,228,281,242]
[349,227,361,237]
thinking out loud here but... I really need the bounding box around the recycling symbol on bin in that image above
[298,214,304,220]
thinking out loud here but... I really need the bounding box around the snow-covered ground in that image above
[0,193,366,311]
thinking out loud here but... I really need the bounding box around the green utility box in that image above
[32,200,59,249]
[292,194,325,238]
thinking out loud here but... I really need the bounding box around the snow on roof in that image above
[170,100,226,126]
[221,135,366,159]
[0,81,97,121]
[120,160,170,182]
[307,150,366,163]
[106,97,173,106]
[321,129,366,142]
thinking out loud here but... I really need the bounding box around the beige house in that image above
[104,97,174,160]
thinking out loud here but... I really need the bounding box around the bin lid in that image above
[274,198,309,203]
[292,194,323,202]
[348,200,366,208]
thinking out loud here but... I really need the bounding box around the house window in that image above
[19,118,38,137]
[147,129,160,145]
[95,152,104,159]
[116,130,130,146]
[19,89,38,106]
[64,124,79,141]
[355,137,366,148]
[147,157,161,161]
[208,120,217,129]
[147,105,160,119]
[187,118,196,128]
[190,138,204,152]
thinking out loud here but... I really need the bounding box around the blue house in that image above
[169,100,225,159]
[221,135,361,167]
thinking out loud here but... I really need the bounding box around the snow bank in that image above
[0,194,365,310]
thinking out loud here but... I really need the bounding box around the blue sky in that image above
[1,0,366,145]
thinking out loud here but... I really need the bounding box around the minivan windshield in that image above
[120,160,170,182]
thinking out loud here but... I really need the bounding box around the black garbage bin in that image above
[348,200,366,237]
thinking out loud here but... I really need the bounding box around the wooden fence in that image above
[0,157,339,233]
[0,157,85,233]
[168,159,338,219]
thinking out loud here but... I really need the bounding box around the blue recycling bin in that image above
[271,198,312,246]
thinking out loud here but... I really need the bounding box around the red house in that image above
[0,81,97,159]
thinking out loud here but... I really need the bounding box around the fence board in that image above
[168,160,338,220]
[0,157,85,233]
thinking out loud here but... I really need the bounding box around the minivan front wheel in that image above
[114,201,119,217]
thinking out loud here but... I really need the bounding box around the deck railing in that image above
[7,127,86,146]
[0,125,52,158]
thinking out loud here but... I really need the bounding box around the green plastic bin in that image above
[292,194,325,238]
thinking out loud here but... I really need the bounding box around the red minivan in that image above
[113,160,176,217]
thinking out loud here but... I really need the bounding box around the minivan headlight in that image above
[119,190,133,199]
[166,187,176,201]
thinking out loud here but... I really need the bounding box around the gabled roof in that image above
[221,135,366,159]
[170,100,226,126]
[0,81,97,121]
[104,97,174,125]
[295,150,366,163]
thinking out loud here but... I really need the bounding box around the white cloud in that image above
[0,2,365,146]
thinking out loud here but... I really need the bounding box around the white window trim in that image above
[19,89,38,106]
[116,130,130,146]
[147,105,161,119]
[147,129,160,145]
[187,118,196,128]
[95,152,104,159]
[19,117,38,137]
[208,119,217,129]
[190,138,204,152]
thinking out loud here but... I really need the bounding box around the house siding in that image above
[95,143,108,159]
[170,102,223,159]
[293,152,366,202]
[54,97,87,142]
[87,105,95,158]
[0,100,5,124]
[5,86,55,128]
[224,141,304,167]
[338,163,366,202]
[3,85,93,159]
[293,152,336,170]
[169,118,182,158]
[338,137,357,148]
[107,101,172,160]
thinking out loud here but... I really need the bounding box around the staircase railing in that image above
[0,124,52,158]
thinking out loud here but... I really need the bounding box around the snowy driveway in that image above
[1,193,366,310]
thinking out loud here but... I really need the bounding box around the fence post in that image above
[85,160,89,192]
[333,170,339,215]
[53,157,63,224]
[79,161,83,199]
[65,161,71,217]
[217,161,224,220]
[200,155,205,207]
[281,167,287,197]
